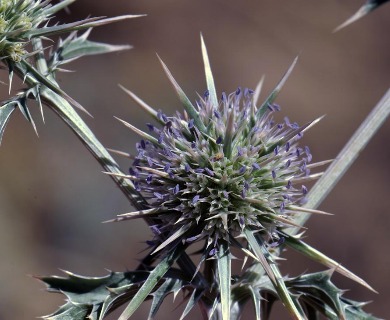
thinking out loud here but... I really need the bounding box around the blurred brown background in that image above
[0,0,389,319]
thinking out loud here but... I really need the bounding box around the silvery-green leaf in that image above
[53,29,131,66]
[286,271,382,320]
[40,266,194,320]
[42,302,89,320]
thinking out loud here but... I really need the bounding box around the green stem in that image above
[29,38,146,210]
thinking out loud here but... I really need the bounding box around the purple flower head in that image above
[121,40,324,277]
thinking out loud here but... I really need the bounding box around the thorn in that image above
[334,5,373,32]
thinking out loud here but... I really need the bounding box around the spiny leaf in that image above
[40,267,194,320]
[342,298,382,320]
[53,29,131,66]
[249,286,262,320]
[200,34,218,107]
[40,270,150,320]
[287,270,346,320]
[334,0,390,32]
[286,271,381,320]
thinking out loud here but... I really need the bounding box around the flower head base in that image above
[129,87,314,254]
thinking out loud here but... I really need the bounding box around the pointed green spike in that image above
[114,117,160,146]
[18,96,38,136]
[157,55,207,133]
[256,57,298,119]
[253,75,265,106]
[281,231,377,293]
[119,85,162,123]
[36,89,45,123]
[200,34,218,107]
[152,224,192,254]
[217,242,231,320]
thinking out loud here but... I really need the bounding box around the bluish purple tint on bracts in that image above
[128,88,313,248]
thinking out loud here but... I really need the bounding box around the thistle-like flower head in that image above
[117,37,325,262]
[129,85,316,254]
